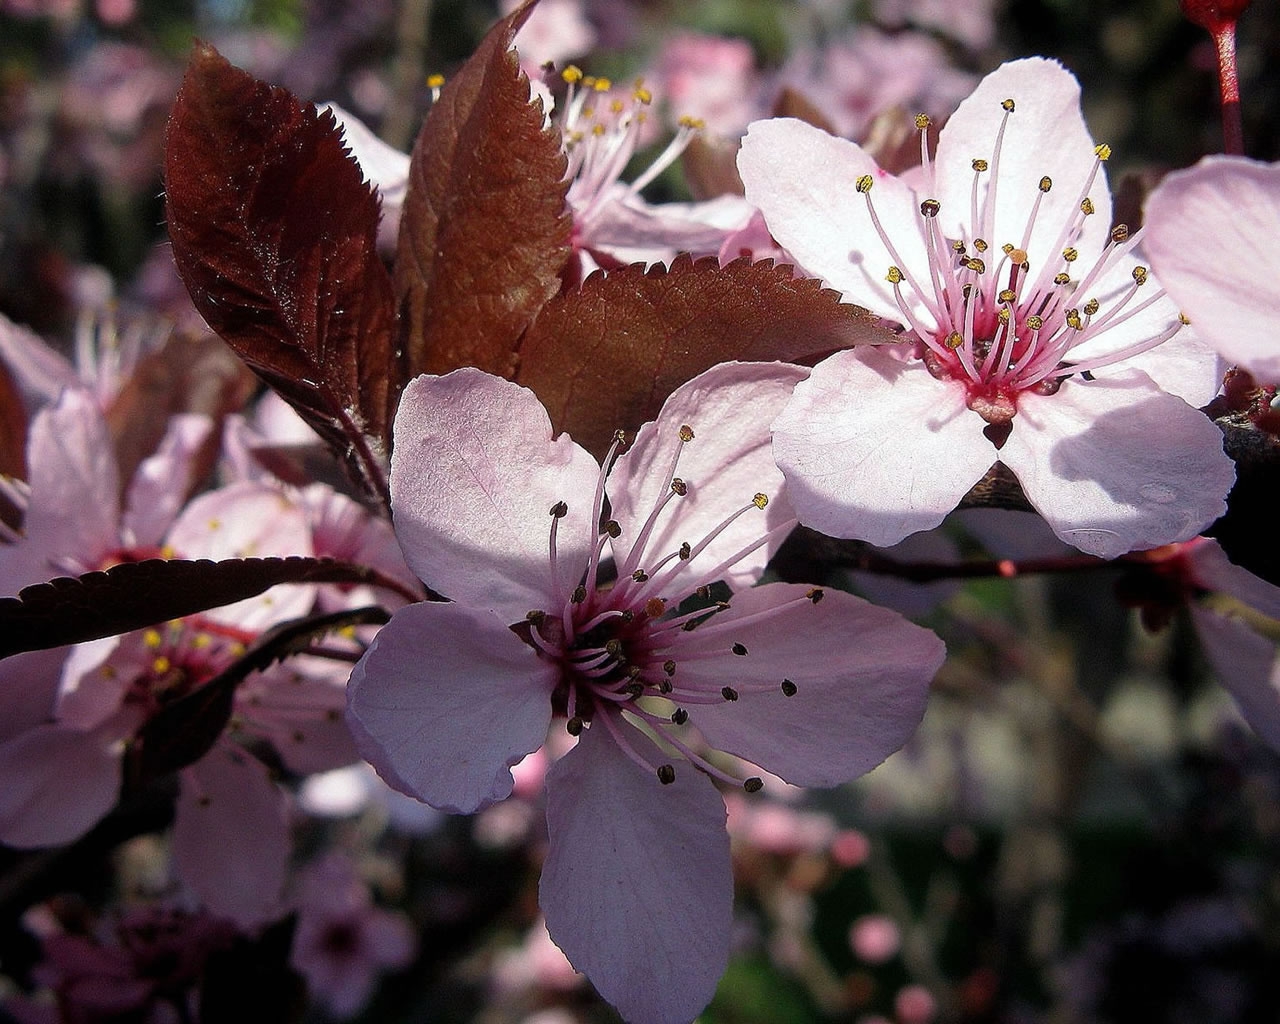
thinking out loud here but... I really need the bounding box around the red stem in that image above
[1212,21,1245,155]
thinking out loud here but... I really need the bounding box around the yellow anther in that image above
[144,629,163,649]
[592,76,611,92]
[1111,224,1130,243]
[160,544,176,559]
[339,625,356,639]
[151,656,172,675]
[966,258,986,273]
[972,158,989,172]
[591,123,606,136]
[230,642,246,656]
[678,424,694,442]
[1132,265,1148,285]
[1002,242,1015,254]
[1179,312,1191,325]
[581,105,594,118]
[1002,98,1016,112]
[920,198,941,217]
[677,114,705,130]
[915,113,931,130]
[855,174,874,193]
[1062,247,1079,262]
[952,240,967,253]
[945,331,964,349]
[886,266,903,284]
[562,65,583,83]
[610,99,624,114]
[1026,314,1044,330]
[753,493,769,509]
[192,633,212,649]
[997,307,1011,324]
[426,73,445,89]
[974,238,989,252]
[1083,298,1100,316]
[1066,308,1083,330]
[1081,197,1095,215]
[634,86,652,104]
[999,288,1017,303]
[1054,272,1071,285]
[1039,176,1052,192]
[1094,143,1112,160]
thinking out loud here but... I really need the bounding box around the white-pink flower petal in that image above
[998,378,1234,557]
[540,721,732,1024]
[678,583,942,786]
[389,370,600,621]
[771,348,994,545]
[346,601,557,814]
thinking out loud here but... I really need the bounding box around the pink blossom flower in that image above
[505,0,597,68]
[1143,155,1280,383]
[347,362,945,1024]
[650,32,765,137]
[738,58,1235,558]
[779,28,976,143]
[290,853,415,1019]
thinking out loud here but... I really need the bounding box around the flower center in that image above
[516,425,801,790]
[858,106,1189,429]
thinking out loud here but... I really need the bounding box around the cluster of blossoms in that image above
[3,2,1280,1021]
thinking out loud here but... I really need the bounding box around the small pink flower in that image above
[850,913,901,964]
[347,363,945,1024]
[1144,155,1280,383]
[739,58,1234,558]
[290,853,415,1019]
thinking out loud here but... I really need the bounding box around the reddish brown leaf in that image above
[105,331,256,503]
[0,357,25,536]
[681,134,745,200]
[0,556,421,658]
[164,43,398,505]
[395,0,571,379]
[515,255,895,456]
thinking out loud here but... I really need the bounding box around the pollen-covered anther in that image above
[887,266,904,284]
[657,764,676,784]
[743,777,764,793]
[1083,298,1100,316]
[974,238,989,252]
[631,569,649,582]
[920,199,941,217]
[972,158,989,172]
[1039,176,1053,192]
[678,542,691,560]
[731,643,748,656]
[670,478,688,496]
[603,520,621,538]
[144,629,163,649]
[1081,197,1095,215]
[752,493,768,509]
[671,708,689,725]
[1062,247,1079,263]
[780,678,798,697]
[678,424,695,442]
[1001,97,1016,112]
[855,174,874,194]
[914,112,931,129]
[663,659,677,676]
[1026,314,1044,330]
[571,585,587,604]
[1111,224,1130,243]
[550,501,568,518]
[526,610,546,624]
[945,331,964,349]
[806,588,825,604]
[1094,143,1112,160]
[646,597,666,618]
[633,85,652,105]
[1066,309,1083,330]
[426,73,445,89]
[1054,272,1071,285]
[966,258,986,273]
[1132,266,1149,285]
[1179,312,1191,325]
[562,65,583,83]
[999,288,1017,303]
[721,686,739,701]
[677,114,705,130]
[605,639,625,657]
